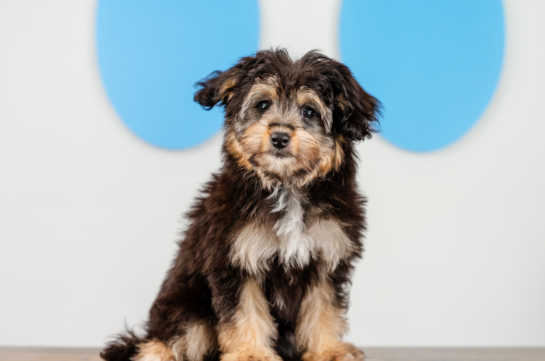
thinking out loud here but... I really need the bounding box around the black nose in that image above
[270,132,290,149]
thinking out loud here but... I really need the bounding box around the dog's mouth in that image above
[269,149,294,159]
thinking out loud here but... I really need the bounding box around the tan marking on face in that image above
[293,128,320,165]
[240,120,304,182]
[241,120,270,155]
[295,135,345,187]
[225,131,254,172]
[289,131,300,157]
[242,114,322,183]
[226,77,346,188]
[232,121,344,188]
[268,124,297,159]
[316,135,344,176]
[134,341,175,361]
[239,76,279,118]
[225,129,281,190]
[295,282,347,354]
[297,87,333,131]
[261,127,273,153]
[251,80,278,99]
[217,279,280,361]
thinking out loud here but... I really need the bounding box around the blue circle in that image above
[341,0,504,152]
[96,0,259,149]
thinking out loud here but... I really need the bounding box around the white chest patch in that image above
[271,186,313,268]
[230,186,354,275]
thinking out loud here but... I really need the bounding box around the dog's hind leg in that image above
[101,272,217,361]
[132,340,175,361]
[100,332,175,361]
[132,321,218,361]
[101,321,218,361]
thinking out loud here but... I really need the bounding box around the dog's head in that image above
[194,49,379,188]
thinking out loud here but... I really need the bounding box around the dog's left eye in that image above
[302,106,316,120]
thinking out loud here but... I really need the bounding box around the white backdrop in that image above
[1,0,544,347]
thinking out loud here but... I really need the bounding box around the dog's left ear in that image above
[329,62,381,141]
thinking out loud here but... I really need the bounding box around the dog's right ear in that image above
[194,55,256,110]
[194,70,237,110]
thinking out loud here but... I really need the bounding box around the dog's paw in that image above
[221,348,283,361]
[302,343,365,361]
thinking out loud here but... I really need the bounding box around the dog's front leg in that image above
[296,281,364,361]
[217,278,281,361]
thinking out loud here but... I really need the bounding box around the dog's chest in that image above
[230,187,354,275]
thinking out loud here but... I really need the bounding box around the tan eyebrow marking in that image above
[239,76,279,119]
[296,87,333,131]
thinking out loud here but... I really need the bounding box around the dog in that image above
[101,49,380,361]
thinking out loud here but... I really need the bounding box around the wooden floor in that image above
[0,347,544,361]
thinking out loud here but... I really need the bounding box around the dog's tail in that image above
[100,329,146,361]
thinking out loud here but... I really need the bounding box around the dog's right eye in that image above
[257,101,270,112]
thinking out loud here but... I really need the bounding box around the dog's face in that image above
[194,50,379,188]
[229,75,340,187]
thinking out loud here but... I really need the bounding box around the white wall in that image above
[0,0,544,347]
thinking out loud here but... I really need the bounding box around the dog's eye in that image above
[302,106,316,120]
[257,101,270,112]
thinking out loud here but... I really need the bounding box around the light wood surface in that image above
[0,347,101,361]
[0,347,544,361]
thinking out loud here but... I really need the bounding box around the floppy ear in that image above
[193,69,239,110]
[330,62,381,141]
[194,54,260,110]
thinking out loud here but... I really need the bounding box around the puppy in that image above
[101,49,380,361]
